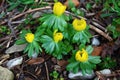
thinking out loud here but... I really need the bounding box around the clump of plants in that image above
[98,56,117,69]
[50,70,64,80]
[16,1,101,75]
[101,0,120,38]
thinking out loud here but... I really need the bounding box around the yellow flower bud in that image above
[25,33,34,43]
[53,30,63,43]
[53,2,66,16]
[72,19,86,31]
[75,49,88,62]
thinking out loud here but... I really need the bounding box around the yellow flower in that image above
[53,2,66,16]
[25,33,34,43]
[72,19,86,31]
[53,30,63,43]
[75,49,88,62]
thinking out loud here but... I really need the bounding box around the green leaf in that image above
[79,44,85,50]
[73,66,79,73]
[81,31,90,43]
[41,35,56,54]
[21,0,34,4]
[15,39,26,45]
[67,62,79,71]
[86,45,93,54]
[7,0,21,11]
[28,43,34,57]
[80,63,87,75]
[89,56,101,64]
[86,3,92,10]
[33,41,42,53]
[73,32,80,43]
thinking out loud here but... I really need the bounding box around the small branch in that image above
[24,71,38,80]
[65,11,87,20]
[90,24,113,41]
[91,21,107,32]
[8,19,17,38]
[0,6,51,25]
[45,62,50,80]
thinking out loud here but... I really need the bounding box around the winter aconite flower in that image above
[72,19,86,31]
[25,33,34,43]
[75,49,88,62]
[53,2,66,16]
[53,30,63,43]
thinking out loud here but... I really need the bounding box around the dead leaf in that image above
[35,68,41,75]
[27,57,44,65]
[92,46,103,56]
[25,77,33,80]
[116,25,120,32]
[57,60,68,67]
[64,0,80,7]
[51,57,57,64]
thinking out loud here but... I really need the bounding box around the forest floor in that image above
[0,0,120,80]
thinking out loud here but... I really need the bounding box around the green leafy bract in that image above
[40,14,67,31]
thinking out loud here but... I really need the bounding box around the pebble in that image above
[5,44,26,54]
[68,71,95,80]
[100,69,111,75]
[32,12,42,19]
[31,52,38,58]
[92,37,100,46]
[6,57,23,69]
[0,66,14,80]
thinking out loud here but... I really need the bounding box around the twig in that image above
[24,71,39,80]
[0,6,51,25]
[8,19,17,38]
[91,21,107,32]
[65,11,87,20]
[0,36,10,42]
[11,19,25,24]
[90,24,113,41]
[45,62,50,80]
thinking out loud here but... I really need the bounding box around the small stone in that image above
[7,57,23,69]
[68,71,95,79]
[92,37,100,46]
[31,52,38,58]
[0,66,14,80]
[32,12,42,19]
[100,69,111,75]
[5,44,26,54]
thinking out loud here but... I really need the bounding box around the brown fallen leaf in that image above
[25,77,33,80]
[116,25,120,32]
[57,60,68,67]
[92,46,103,56]
[27,57,44,65]
[64,0,80,7]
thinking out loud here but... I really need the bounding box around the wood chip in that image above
[92,46,103,56]
[27,57,44,65]
[64,0,80,7]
